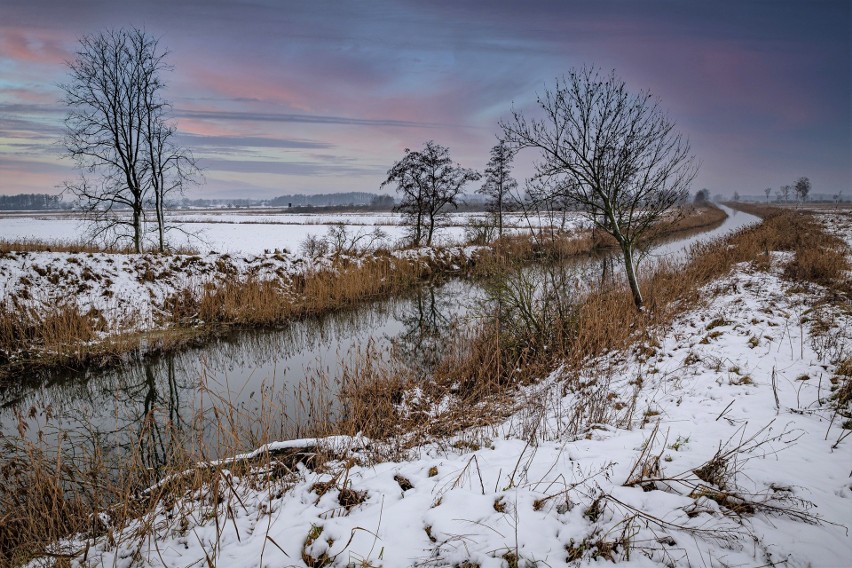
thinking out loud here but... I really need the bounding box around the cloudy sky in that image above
[1,0,849,199]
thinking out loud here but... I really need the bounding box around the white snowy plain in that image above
[0,211,585,254]
[34,214,852,567]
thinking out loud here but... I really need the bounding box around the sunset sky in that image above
[1,0,849,199]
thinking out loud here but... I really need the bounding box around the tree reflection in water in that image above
[390,282,472,379]
[0,280,476,478]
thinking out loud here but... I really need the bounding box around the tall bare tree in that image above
[478,140,518,239]
[501,67,697,309]
[780,184,792,203]
[382,141,480,246]
[60,28,197,252]
[764,187,772,203]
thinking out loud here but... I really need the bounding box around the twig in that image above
[715,400,735,421]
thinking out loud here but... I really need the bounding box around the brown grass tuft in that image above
[0,237,198,255]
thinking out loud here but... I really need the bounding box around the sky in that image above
[1,0,849,199]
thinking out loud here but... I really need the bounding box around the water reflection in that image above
[0,280,478,470]
[391,284,477,378]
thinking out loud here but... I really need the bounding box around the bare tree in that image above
[145,118,199,252]
[501,67,697,309]
[381,141,480,246]
[794,177,811,204]
[780,184,792,203]
[478,140,518,239]
[60,28,197,253]
[764,187,772,203]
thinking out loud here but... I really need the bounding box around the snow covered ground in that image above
[0,211,586,254]
[0,245,482,347]
[39,214,852,567]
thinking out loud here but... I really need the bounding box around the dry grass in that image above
[0,373,342,566]
[0,250,462,380]
[472,204,726,276]
[167,255,429,327]
[0,237,198,255]
[0,302,100,357]
[337,208,850,440]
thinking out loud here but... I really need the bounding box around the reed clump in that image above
[0,375,333,566]
[1,248,472,379]
[0,301,101,365]
[165,255,429,327]
[471,204,726,277]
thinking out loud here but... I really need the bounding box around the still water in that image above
[0,206,758,471]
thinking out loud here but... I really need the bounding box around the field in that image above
[0,210,585,254]
[1,205,851,567]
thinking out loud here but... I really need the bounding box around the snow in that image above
[36,234,852,566]
[0,211,586,254]
[0,245,483,350]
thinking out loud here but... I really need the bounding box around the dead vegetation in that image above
[0,237,198,255]
[336,207,851,443]
[0,249,471,380]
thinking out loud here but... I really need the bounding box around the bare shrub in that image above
[300,233,329,259]
[464,216,498,245]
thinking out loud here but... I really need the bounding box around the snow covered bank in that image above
[41,230,851,567]
[0,245,483,366]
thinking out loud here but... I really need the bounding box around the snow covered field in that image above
[33,212,852,567]
[0,211,585,254]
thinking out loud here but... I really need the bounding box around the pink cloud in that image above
[0,27,72,65]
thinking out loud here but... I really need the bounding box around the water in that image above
[0,206,758,470]
[642,205,760,263]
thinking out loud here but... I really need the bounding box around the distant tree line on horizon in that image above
[267,192,393,208]
[0,191,503,211]
[0,193,72,211]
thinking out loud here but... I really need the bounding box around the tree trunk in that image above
[414,208,423,245]
[426,212,435,246]
[133,207,143,253]
[155,185,165,253]
[497,193,503,239]
[621,242,643,310]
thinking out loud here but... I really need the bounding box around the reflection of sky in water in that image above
[0,207,759,467]
[0,279,481,465]
[641,205,760,265]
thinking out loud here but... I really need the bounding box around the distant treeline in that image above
[174,192,396,209]
[268,192,393,207]
[0,194,71,211]
[0,191,496,211]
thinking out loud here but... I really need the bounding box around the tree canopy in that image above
[501,67,697,309]
[381,141,480,246]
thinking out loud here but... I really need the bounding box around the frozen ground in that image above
[0,211,586,254]
[0,244,482,352]
[37,221,852,567]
